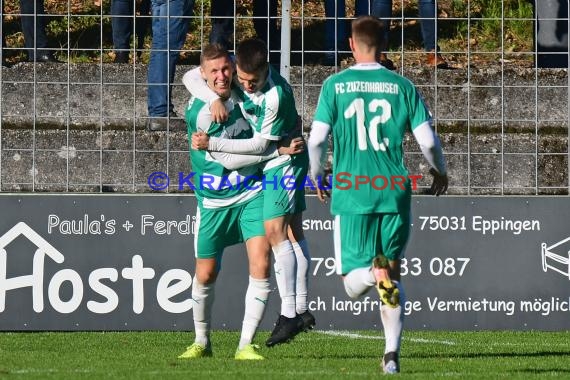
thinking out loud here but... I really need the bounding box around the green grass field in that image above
[1,330,570,379]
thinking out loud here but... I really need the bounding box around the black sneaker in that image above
[114,51,129,63]
[146,112,186,132]
[265,314,303,347]
[298,311,316,332]
[382,351,400,374]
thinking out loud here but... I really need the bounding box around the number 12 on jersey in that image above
[344,97,391,151]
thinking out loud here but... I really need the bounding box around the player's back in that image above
[235,66,298,140]
[318,64,431,214]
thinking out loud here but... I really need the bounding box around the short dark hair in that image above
[200,43,230,66]
[235,38,268,74]
[351,16,385,52]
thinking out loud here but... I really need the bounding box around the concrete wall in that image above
[0,62,568,194]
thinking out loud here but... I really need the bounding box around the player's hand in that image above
[210,99,228,123]
[429,168,448,196]
[278,137,305,155]
[315,171,331,204]
[316,186,330,204]
[191,131,210,150]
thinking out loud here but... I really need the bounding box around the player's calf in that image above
[372,255,400,308]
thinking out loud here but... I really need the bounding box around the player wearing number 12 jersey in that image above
[307,16,448,374]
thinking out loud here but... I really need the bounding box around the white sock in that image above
[273,240,297,318]
[191,277,216,347]
[239,276,271,349]
[343,267,375,299]
[380,281,405,354]
[292,240,310,314]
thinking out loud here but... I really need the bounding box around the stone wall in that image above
[0,62,567,194]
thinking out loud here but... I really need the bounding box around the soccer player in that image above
[307,16,448,374]
[183,38,315,347]
[177,44,303,361]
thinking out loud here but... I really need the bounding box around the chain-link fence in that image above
[0,0,567,194]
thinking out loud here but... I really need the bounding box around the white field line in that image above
[11,369,93,374]
[316,330,456,345]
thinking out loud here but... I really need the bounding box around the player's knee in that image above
[195,270,218,285]
[250,260,270,278]
[265,229,287,245]
[264,220,288,245]
[343,278,365,299]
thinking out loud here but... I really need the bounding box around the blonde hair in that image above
[200,43,229,67]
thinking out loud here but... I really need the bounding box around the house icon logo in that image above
[0,221,195,317]
[541,236,570,280]
[0,222,64,312]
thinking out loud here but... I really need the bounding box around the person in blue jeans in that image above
[372,0,447,68]
[209,0,280,65]
[110,0,151,63]
[324,0,370,65]
[146,0,194,131]
[1,0,61,63]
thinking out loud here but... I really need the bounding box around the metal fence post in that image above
[280,0,291,81]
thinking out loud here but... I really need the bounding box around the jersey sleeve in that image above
[412,122,447,175]
[405,79,432,132]
[208,132,271,154]
[209,144,279,170]
[196,108,214,133]
[254,88,284,141]
[308,120,331,179]
[182,67,221,105]
[312,77,335,127]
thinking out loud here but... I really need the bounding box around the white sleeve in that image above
[182,67,220,105]
[307,120,331,179]
[412,121,447,175]
[209,145,279,170]
[208,133,271,154]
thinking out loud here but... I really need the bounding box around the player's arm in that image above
[182,68,228,122]
[308,121,331,203]
[209,147,278,170]
[192,109,275,169]
[307,121,330,179]
[182,67,219,103]
[308,78,335,202]
[412,121,446,175]
[210,138,304,170]
[192,110,271,169]
[412,122,448,195]
[196,87,292,153]
[193,131,271,154]
[308,77,334,180]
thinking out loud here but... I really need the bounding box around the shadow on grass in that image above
[410,350,570,359]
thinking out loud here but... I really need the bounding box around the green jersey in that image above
[313,63,432,215]
[185,96,261,209]
[233,66,299,171]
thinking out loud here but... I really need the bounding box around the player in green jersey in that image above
[307,16,448,374]
[183,38,315,347]
[177,44,303,361]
